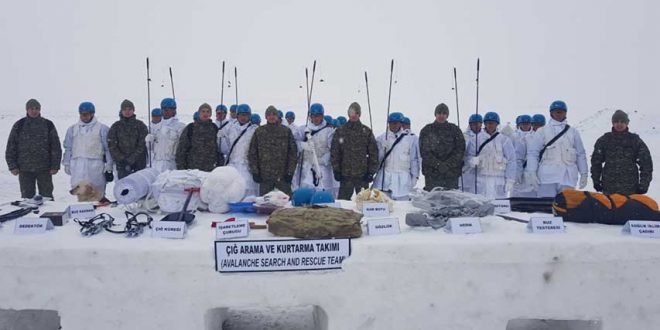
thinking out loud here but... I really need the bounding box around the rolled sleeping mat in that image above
[113,168,160,204]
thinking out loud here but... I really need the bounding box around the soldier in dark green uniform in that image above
[419,103,466,191]
[176,103,221,171]
[330,102,379,200]
[5,99,62,198]
[107,99,149,179]
[591,110,653,195]
[248,106,298,196]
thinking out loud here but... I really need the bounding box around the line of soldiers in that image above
[4,98,653,202]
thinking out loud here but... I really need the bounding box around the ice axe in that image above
[160,187,200,225]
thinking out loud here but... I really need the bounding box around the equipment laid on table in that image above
[406,188,494,229]
[160,187,199,225]
[553,189,660,225]
[268,205,363,238]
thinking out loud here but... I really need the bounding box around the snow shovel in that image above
[161,187,199,225]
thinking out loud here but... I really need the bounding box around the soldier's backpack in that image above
[268,206,363,238]
[552,189,660,225]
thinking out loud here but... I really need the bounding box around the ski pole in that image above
[364,71,373,130]
[453,67,463,192]
[146,57,152,167]
[234,67,239,106]
[474,58,480,194]
[381,59,395,190]
[169,66,176,99]
[220,61,225,106]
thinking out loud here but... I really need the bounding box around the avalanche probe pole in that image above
[453,67,463,191]
[364,71,373,130]
[474,58,480,194]
[298,60,317,187]
[381,59,395,190]
[234,67,239,106]
[169,66,176,99]
[146,57,152,167]
[220,61,225,106]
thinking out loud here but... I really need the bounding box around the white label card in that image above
[367,217,401,236]
[622,220,660,238]
[445,217,482,234]
[14,218,54,234]
[362,203,389,217]
[214,238,352,273]
[66,204,96,220]
[151,221,186,239]
[493,199,512,214]
[527,217,565,234]
[216,219,250,240]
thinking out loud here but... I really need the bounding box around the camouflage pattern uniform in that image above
[248,121,298,196]
[591,129,653,195]
[331,120,379,200]
[107,115,149,179]
[176,120,221,172]
[419,121,466,191]
[5,116,62,198]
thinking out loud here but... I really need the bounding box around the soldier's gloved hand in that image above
[10,169,19,176]
[636,184,649,194]
[505,180,515,194]
[362,173,374,183]
[64,166,71,175]
[333,171,342,182]
[284,174,293,184]
[524,171,540,189]
[593,181,603,192]
[252,174,262,183]
[516,172,523,184]
[145,134,155,143]
[469,156,480,168]
[578,174,588,189]
[105,171,114,182]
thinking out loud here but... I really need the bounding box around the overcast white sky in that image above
[1,0,658,129]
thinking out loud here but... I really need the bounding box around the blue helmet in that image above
[516,115,532,125]
[401,117,411,125]
[324,115,333,125]
[483,112,500,124]
[151,108,162,117]
[292,188,316,206]
[230,104,238,112]
[309,103,324,115]
[237,104,251,114]
[78,102,95,113]
[216,104,227,113]
[469,114,483,123]
[549,100,567,112]
[193,111,200,121]
[285,111,295,119]
[337,116,347,126]
[531,114,546,125]
[160,98,176,109]
[310,191,335,205]
[388,112,405,123]
[332,119,339,127]
[250,113,261,125]
[277,110,283,119]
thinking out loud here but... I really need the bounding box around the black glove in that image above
[593,181,603,192]
[104,171,114,182]
[636,184,648,194]
[334,171,342,182]
[252,174,262,183]
[362,173,373,183]
[284,174,293,184]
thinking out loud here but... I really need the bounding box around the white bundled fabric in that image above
[200,166,246,213]
[151,170,209,213]
[113,168,160,204]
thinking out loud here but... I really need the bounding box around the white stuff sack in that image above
[200,166,246,213]
[151,170,208,213]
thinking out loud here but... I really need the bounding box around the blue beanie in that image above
[151,108,162,116]
[549,100,567,112]
[250,113,261,124]
[216,104,228,113]
[160,98,176,109]
[78,102,95,113]
[285,111,295,119]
